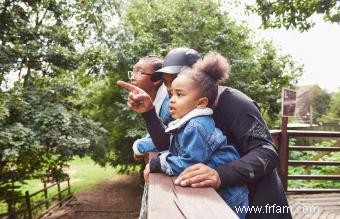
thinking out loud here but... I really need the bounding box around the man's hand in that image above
[144,163,151,182]
[116,80,154,113]
[174,163,221,190]
[133,153,149,164]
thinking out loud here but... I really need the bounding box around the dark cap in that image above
[151,48,200,82]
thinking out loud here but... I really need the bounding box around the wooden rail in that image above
[271,118,340,193]
[147,153,238,219]
[148,173,238,219]
[27,179,71,219]
[289,146,340,151]
[0,179,71,219]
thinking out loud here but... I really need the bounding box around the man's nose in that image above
[130,73,138,80]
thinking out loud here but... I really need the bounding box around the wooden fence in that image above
[272,117,340,193]
[0,178,71,219]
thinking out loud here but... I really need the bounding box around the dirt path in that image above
[41,173,143,219]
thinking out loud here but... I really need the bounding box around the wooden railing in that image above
[0,178,71,219]
[271,117,340,193]
[147,153,238,219]
[147,123,340,217]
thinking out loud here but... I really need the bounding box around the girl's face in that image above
[169,74,205,119]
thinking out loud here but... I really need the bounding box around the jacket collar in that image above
[165,108,213,133]
[154,83,168,115]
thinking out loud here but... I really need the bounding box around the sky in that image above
[235,7,340,93]
[257,18,340,93]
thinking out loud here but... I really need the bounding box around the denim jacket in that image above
[157,108,248,210]
[133,84,172,155]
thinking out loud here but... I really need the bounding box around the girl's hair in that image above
[180,52,230,107]
[140,55,164,73]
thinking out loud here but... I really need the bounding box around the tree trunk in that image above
[23,65,31,88]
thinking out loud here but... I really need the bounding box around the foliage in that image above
[249,0,340,31]
[80,75,146,172]
[309,86,332,123]
[0,0,116,215]
[319,90,340,123]
[233,41,302,126]
[328,91,340,119]
[288,139,340,189]
[0,78,106,211]
[0,0,121,88]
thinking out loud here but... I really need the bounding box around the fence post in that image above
[57,182,62,207]
[43,182,49,209]
[7,192,16,219]
[25,191,32,219]
[279,116,289,191]
[67,178,71,196]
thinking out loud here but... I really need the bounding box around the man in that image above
[117,47,292,219]
[129,55,170,158]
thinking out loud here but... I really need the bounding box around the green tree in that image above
[0,78,107,216]
[320,90,340,122]
[309,86,331,123]
[249,0,340,31]
[0,0,119,87]
[233,41,302,125]
[0,0,117,215]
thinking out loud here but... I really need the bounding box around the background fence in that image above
[0,178,71,219]
[272,117,340,193]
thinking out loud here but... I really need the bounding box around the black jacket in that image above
[142,86,292,219]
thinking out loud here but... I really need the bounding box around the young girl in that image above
[147,52,248,218]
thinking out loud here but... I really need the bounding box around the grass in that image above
[64,156,119,194]
[20,156,119,194]
[0,156,121,215]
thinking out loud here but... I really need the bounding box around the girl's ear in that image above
[197,97,209,108]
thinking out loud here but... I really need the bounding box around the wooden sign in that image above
[281,88,297,117]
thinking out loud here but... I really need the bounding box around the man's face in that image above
[130,60,157,95]
[161,73,177,95]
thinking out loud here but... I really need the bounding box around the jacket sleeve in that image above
[141,107,170,151]
[132,135,159,155]
[214,90,279,187]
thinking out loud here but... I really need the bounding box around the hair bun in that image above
[194,52,229,82]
